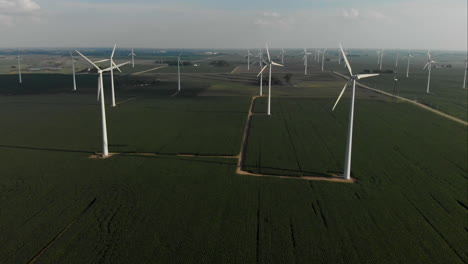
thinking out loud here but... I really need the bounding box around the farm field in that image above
[0,49,466,264]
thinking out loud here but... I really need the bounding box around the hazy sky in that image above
[1,0,466,50]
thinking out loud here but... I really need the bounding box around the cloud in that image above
[342,8,359,19]
[0,0,40,14]
[253,11,293,30]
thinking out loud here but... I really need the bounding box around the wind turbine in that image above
[379,48,384,71]
[395,49,399,68]
[338,48,341,65]
[463,57,467,89]
[332,44,379,180]
[109,44,124,107]
[302,48,311,75]
[129,48,136,68]
[247,49,253,71]
[256,48,264,96]
[393,76,399,101]
[177,54,183,92]
[279,48,285,64]
[69,51,77,91]
[423,50,436,93]
[17,51,22,84]
[321,48,327,72]
[75,50,130,157]
[406,51,413,78]
[257,43,284,115]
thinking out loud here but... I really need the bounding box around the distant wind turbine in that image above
[379,48,384,71]
[75,50,130,157]
[377,50,381,65]
[393,76,399,100]
[338,48,341,65]
[395,49,399,68]
[17,51,22,84]
[110,44,124,107]
[247,49,253,71]
[257,43,284,115]
[406,50,413,78]
[256,48,264,96]
[463,57,467,89]
[69,51,77,91]
[178,54,183,92]
[279,48,285,64]
[423,50,436,93]
[321,48,327,72]
[302,48,311,75]
[332,44,379,180]
[129,48,136,68]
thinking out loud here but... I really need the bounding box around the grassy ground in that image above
[0,50,466,263]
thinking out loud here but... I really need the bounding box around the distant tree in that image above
[209,60,229,67]
[362,69,370,73]
[284,73,293,83]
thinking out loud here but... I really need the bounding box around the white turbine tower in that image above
[129,48,136,68]
[17,51,22,84]
[338,48,341,65]
[69,51,77,91]
[379,48,384,71]
[110,44,124,107]
[321,48,327,72]
[257,43,284,116]
[395,49,399,68]
[75,50,130,157]
[463,57,467,89]
[332,44,379,180]
[302,48,311,75]
[423,50,436,94]
[256,48,264,96]
[406,51,413,78]
[247,49,253,71]
[177,54,183,92]
[279,48,285,64]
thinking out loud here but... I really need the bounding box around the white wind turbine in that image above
[395,49,399,68]
[256,48,264,96]
[257,43,284,116]
[247,49,253,71]
[177,54,183,92]
[332,44,379,180]
[17,51,22,84]
[406,50,413,78]
[279,48,285,64]
[69,51,77,91]
[321,48,327,72]
[109,44,124,107]
[302,48,311,75]
[75,50,130,157]
[129,48,136,68]
[338,48,342,65]
[376,50,381,65]
[379,48,384,71]
[423,50,436,94]
[463,57,467,89]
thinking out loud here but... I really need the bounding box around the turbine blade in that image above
[111,44,117,59]
[257,65,268,77]
[332,81,350,111]
[75,50,101,70]
[339,44,353,76]
[102,61,130,72]
[423,62,429,70]
[94,59,110,63]
[112,61,122,73]
[357,73,379,79]
[271,61,284,67]
[266,43,271,62]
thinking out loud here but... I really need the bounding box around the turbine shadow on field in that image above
[0,144,94,154]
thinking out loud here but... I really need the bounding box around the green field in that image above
[0,49,466,263]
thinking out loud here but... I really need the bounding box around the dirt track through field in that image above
[131,66,167,75]
[92,94,354,183]
[333,71,468,126]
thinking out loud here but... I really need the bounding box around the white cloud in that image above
[0,0,40,14]
[342,8,359,19]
